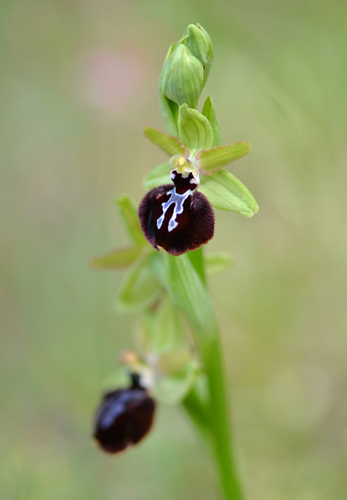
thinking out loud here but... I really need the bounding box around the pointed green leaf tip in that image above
[199,169,259,217]
[160,44,203,109]
[178,104,213,152]
[144,127,188,157]
[196,142,251,175]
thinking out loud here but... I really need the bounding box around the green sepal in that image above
[143,127,188,157]
[115,195,147,248]
[143,162,171,189]
[205,251,234,277]
[202,96,221,147]
[90,246,141,270]
[117,254,161,313]
[154,358,198,405]
[199,169,259,217]
[159,44,179,136]
[178,104,213,152]
[160,44,203,109]
[196,142,251,175]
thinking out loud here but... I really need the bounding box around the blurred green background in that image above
[1,0,347,498]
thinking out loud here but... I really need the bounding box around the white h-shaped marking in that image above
[157,187,192,232]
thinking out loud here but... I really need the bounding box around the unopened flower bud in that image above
[184,24,213,87]
[160,44,203,109]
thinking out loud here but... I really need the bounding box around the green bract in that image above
[202,96,221,147]
[178,104,213,152]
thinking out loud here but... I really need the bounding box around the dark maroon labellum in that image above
[93,374,156,454]
[139,170,214,256]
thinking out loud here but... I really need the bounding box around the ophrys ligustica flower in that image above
[138,156,214,256]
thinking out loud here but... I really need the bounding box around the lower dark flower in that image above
[93,373,156,454]
[138,160,214,256]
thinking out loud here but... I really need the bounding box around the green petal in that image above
[199,169,258,217]
[196,142,251,175]
[144,127,188,156]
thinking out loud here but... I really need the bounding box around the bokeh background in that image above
[1,0,347,498]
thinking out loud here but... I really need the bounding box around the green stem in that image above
[188,248,243,500]
[158,250,244,500]
[205,339,243,500]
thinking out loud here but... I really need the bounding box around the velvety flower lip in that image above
[93,373,156,454]
[138,163,215,256]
